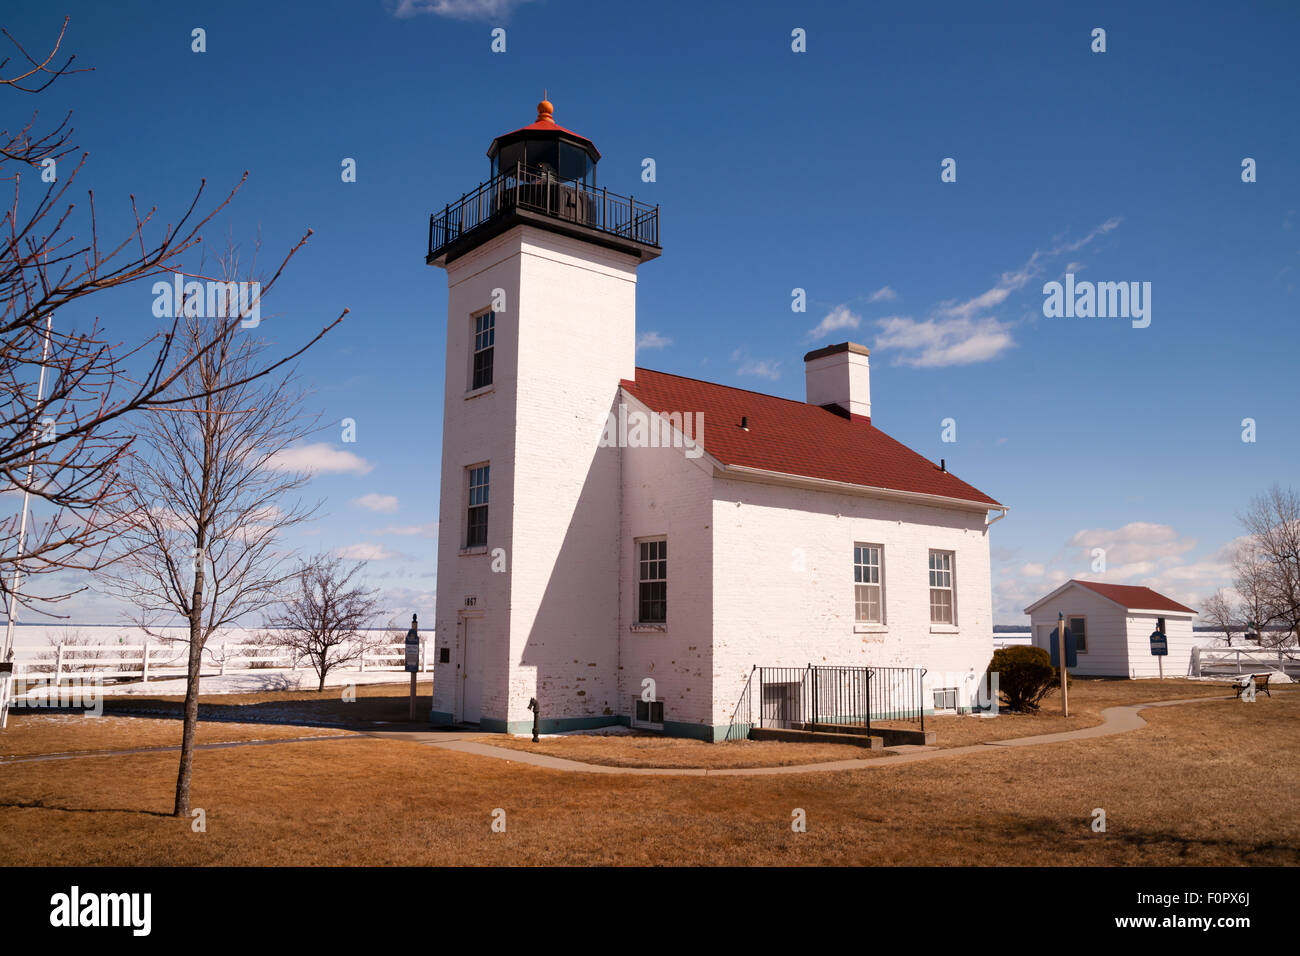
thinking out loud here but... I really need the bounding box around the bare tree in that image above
[1230,486,1300,651]
[1,19,344,616]
[102,273,321,816]
[268,555,385,692]
[1201,590,1239,646]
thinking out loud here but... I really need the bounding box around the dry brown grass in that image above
[0,713,352,759]
[1,686,1296,866]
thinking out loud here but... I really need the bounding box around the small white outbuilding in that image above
[1023,579,1197,678]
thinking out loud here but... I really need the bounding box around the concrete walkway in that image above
[370,695,1234,777]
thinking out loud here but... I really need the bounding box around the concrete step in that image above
[749,727,884,749]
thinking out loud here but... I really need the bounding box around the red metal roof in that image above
[621,368,1001,508]
[487,98,600,160]
[1071,580,1197,613]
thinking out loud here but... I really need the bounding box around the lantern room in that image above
[487,94,600,187]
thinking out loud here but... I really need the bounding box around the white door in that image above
[460,616,482,724]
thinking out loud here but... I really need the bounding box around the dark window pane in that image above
[559,142,588,182]
[527,138,558,174]
[466,505,488,548]
[472,348,493,389]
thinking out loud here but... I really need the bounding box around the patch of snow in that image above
[11,668,415,699]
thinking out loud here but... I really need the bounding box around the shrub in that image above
[990,646,1058,713]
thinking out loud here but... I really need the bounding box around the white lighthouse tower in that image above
[426,96,661,731]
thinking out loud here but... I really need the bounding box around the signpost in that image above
[1048,612,1077,717]
[405,614,420,720]
[1149,621,1168,679]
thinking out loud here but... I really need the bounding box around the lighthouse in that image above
[427,96,661,731]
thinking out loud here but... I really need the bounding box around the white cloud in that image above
[637,331,672,350]
[268,443,373,476]
[1067,522,1197,568]
[931,216,1124,328]
[392,0,534,20]
[869,286,898,303]
[353,493,400,514]
[730,348,782,380]
[337,542,397,561]
[993,520,1233,622]
[806,304,862,341]
[873,315,1015,367]
[375,521,438,538]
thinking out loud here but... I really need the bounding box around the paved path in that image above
[366,695,1235,777]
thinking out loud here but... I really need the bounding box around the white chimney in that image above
[804,342,871,418]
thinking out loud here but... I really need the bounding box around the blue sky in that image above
[5,0,1298,624]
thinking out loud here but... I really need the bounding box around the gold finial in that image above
[537,90,554,123]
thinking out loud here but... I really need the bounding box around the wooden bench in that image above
[1234,673,1272,698]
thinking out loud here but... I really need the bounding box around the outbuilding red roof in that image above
[621,368,1001,508]
[1071,580,1197,613]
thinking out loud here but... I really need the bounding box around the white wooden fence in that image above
[1191,645,1299,679]
[7,636,434,684]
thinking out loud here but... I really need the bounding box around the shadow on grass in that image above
[992,813,1300,864]
[99,693,439,732]
[1,798,174,819]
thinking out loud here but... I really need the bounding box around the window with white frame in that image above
[465,464,489,548]
[933,687,958,711]
[854,544,883,623]
[471,312,495,390]
[637,538,667,624]
[928,550,955,624]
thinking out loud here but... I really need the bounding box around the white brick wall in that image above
[708,477,995,730]
[617,410,716,731]
[434,225,643,729]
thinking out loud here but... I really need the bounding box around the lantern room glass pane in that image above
[497,142,524,176]
[526,138,558,175]
[559,142,589,183]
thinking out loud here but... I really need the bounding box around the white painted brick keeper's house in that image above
[425,98,1007,740]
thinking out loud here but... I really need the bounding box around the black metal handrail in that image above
[752,663,927,735]
[428,161,659,260]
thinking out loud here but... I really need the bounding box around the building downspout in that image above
[986,507,1009,527]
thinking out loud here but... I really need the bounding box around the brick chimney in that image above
[804,342,871,419]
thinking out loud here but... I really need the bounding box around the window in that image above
[637,538,667,624]
[466,464,489,548]
[471,312,495,390]
[933,687,958,711]
[1069,616,1088,653]
[928,551,955,624]
[854,544,883,623]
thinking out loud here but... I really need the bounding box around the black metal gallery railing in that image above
[727,663,927,740]
[428,161,659,259]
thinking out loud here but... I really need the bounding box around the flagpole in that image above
[2,312,54,728]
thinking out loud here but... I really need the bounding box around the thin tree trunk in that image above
[173,609,203,816]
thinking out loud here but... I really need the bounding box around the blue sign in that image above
[1048,626,1078,669]
[404,616,420,673]
[1149,630,1168,656]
